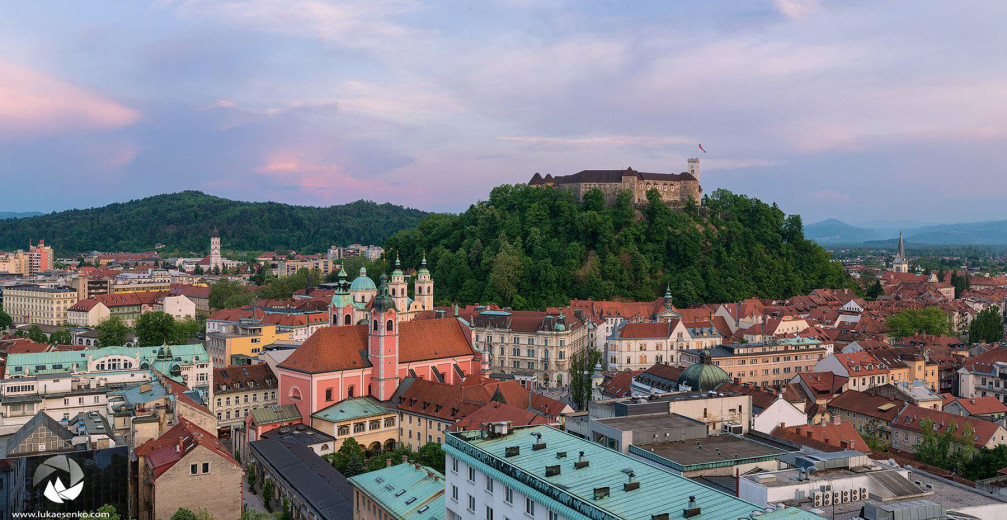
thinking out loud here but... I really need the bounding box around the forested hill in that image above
[0,191,427,254]
[387,185,849,309]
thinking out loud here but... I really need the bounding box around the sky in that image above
[2,0,1007,223]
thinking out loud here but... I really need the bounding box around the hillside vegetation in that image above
[0,191,427,254]
[387,185,849,309]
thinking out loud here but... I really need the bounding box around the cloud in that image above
[0,62,139,139]
[499,135,694,148]
[773,0,819,20]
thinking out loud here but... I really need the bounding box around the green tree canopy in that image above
[96,316,131,347]
[209,278,254,310]
[415,442,446,473]
[915,418,976,475]
[170,508,198,520]
[970,305,1004,344]
[135,311,177,346]
[885,307,953,339]
[569,348,602,411]
[0,311,12,330]
[48,329,73,345]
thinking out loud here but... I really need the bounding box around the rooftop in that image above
[446,425,764,520]
[312,397,392,423]
[348,463,445,520]
[251,437,352,520]
[631,434,787,472]
[595,412,705,433]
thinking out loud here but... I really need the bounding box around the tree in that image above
[96,316,130,347]
[970,305,1004,344]
[951,271,971,299]
[262,478,274,511]
[247,462,257,493]
[26,325,46,343]
[195,511,215,520]
[416,442,446,473]
[279,498,292,520]
[48,329,73,345]
[135,311,177,346]
[885,307,953,339]
[194,265,205,275]
[0,310,12,330]
[170,508,198,520]
[569,348,602,411]
[337,437,365,462]
[915,419,976,475]
[172,317,203,344]
[344,454,365,477]
[865,279,884,300]
[91,505,121,520]
[209,278,253,310]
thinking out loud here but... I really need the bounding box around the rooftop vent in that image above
[683,496,701,519]
[505,446,520,458]
[575,451,589,470]
[593,487,610,500]
[545,465,561,477]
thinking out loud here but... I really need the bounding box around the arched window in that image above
[289,387,302,401]
[386,319,394,332]
[332,315,338,325]
[344,314,351,325]
[373,320,379,331]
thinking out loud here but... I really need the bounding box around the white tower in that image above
[687,158,700,182]
[209,229,221,270]
[415,254,434,311]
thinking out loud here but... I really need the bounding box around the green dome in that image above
[677,349,730,392]
[350,267,377,292]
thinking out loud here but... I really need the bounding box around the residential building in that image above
[605,320,691,370]
[311,396,398,453]
[957,346,1007,402]
[348,462,445,520]
[66,299,110,326]
[826,390,906,446]
[468,307,589,387]
[681,338,831,387]
[943,395,1007,422]
[814,351,891,392]
[211,363,278,438]
[206,321,294,367]
[2,285,77,325]
[273,255,335,278]
[277,279,481,417]
[864,381,943,410]
[170,283,212,317]
[891,404,1007,451]
[444,423,765,520]
[235,403,302,462]
[0,240,53,275]
[249,432,353,520]
[134,418,243,520]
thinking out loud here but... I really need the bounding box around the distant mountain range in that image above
[0,211,43,219]
[806,218,1007,245]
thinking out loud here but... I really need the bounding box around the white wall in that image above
[752,398,807,434]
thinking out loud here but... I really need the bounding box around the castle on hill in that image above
[529,157,702,207]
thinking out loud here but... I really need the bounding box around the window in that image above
[527,349,534,357]
[513,347,520,356]
[452,485,458,501]
[202,462,210,474]
[386,319,393,331]
[354,422,366,433]
[486,506,494,520]
[549,512,559,520]
[190,464,198,475]
[468,467,476,482]
[325,388,333,401]
[505,486,513,504]
[486,477,494,493]
[525,498,535,515]
[527,362,534,369]
[338,425,350,436]
[452,457,458,473]
[513,361,519,368]
[527,338,534,345]
[468,495,476,512]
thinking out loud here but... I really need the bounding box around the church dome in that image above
[350,267,377,292]
[677,349,730,392]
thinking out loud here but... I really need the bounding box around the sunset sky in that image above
[2,1,1005,223]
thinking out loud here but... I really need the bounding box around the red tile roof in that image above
[962,346,1007,373]
[835,351,890,376]
[828,390,906,422]
[68,299,101,312]
[135,418,238,478]
[7,341,52,354]
[894,404,1003,447]
[617,322,675,339]
[797,372,849,397]
[772,420,871,452]
[213,364,277,394]
[279,319,475,374]
[600,370,642,398]
[448,401,551,431]
[947,396,1007,416]
[170,283,211,299]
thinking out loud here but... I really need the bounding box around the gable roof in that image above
[249,404,302,426]
[600,370,642,398]
[947,396,1007,416]
[136,417,238,478]
[827,390,906,422]
[449,401,551,431]
[279,319,475,374]
[772,420,870,453]
[617,322,675,339]
[894,404,1003,447]
[2,411,75,457]
[213,363,277,394]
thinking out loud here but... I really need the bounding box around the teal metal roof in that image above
[445,425,764,520]
[312,397,391,423]
[108,378,168,406]
[759,507,828,519]
[5,344,209,377]
[250,403,302,425]
[350,267,377,292]
[348,463,445,520]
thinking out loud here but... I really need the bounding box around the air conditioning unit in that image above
[832,491,841,504]
[813,493,824,508]
[851,488,860,501]
[823,492,833,506]
[842,490,851,503]
[860,487,868,500]
[724,422,744,434]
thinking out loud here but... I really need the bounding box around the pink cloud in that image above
[0,62,139,139]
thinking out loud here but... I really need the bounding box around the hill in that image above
[0,211,43,219]
[804,219,880,244]
[386,185,849,309]
[0,191,427,254]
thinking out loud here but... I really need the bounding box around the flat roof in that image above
[632,435,786,471]
[595,412,705,432]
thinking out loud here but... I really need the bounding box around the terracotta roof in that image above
[170,283,211,299]
[828,390,906,422]
[772,420,870,453]
[92,291,165,308]
[398,375,567,424]
[796,372,848,397]
[639,363,685,383]
[448,401,550,431]
[894,404,1002,447]
[600,371,641,398]
[617,322,675,339]
[834,351,890,376]
[68,299,101,312]
[213,364,277,394]
[962,346,1007,373]
[947,396,1007,416]
[280,319,475,374]
[135,418,238,478]
[6,341,52,354]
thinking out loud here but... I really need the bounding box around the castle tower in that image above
[389,255,409,312]
[687,158,700,182]
[893,231,909,273]
[415,253,434,310]
[209,229,221,269]
[368,274,399,401]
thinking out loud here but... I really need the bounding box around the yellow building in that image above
[205,322,293,367]
[3,284,78,325]
[310,397,398,453]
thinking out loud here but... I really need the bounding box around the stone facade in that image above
[529,158,701,208]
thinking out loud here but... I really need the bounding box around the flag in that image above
[698,143,707,154]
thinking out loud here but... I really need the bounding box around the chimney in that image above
[387,458,393,467]
[833,415,841,425]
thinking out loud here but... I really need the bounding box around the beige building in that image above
[529,158,702,208]
[682,338,831,388]
[66,299,111,327]
[311,396,398,453]
[205,322,294,367]
[606,319,691,370]
[272,256,335,277]
[469,309,589,387]
[134,418,243,520]
[3,284,78,325]
[211,363,278,438]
